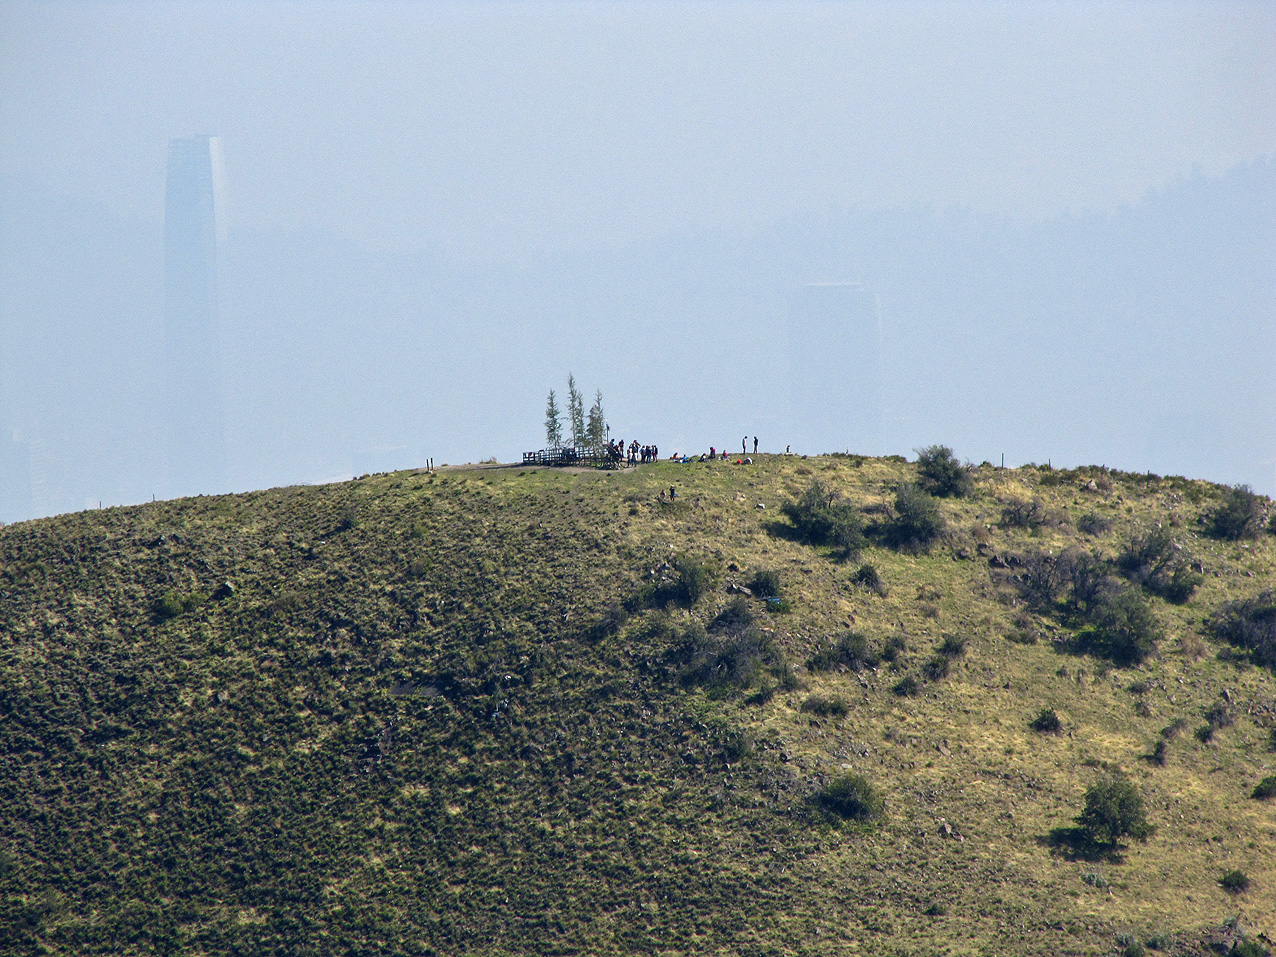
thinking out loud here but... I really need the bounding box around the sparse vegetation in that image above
[807,631,877,672]
[801,694,849,718]
[1,453,1273,956]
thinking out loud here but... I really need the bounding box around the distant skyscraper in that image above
[787,282,885,455]
[163,136,227,496]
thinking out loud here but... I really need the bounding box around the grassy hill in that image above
[1,454,1273,956]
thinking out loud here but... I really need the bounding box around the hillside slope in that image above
[1,456,1274,956]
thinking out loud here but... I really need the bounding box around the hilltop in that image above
[1,454,1274,956]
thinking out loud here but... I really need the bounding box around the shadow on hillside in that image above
[1038,826,1125,864]
[761,518,803,542]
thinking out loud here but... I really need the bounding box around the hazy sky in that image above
[3,0,1274,263]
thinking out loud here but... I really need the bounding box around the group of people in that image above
[605,439,659,466]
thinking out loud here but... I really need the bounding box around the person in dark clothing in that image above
[753,436,758,454]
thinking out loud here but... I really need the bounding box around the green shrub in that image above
[813,773,884,825]
[807,632,877,672]
[880,634,907,662]
[674,619,792,695]
[154,589,201,622]
[1077,775,1153,845]
[1157,564,1203,604]
[915,445,973,498]
[801,694,849,718]
[852,562,888,596]
[630,554,716,610]
[671,555,712,605]
[1150,740,1167,766]
[937,634,967,658]
[922,655,950,681]
[1252,775,1276,800]
[1229,940,1270,957]
[885,484,946,552]
[780,481,866,559]
[1219,869,1250,893]
[1211,590,1276,670]
[892,675,919,697]
[1080,589,1161,666]
[1209,485,1265,540]
[1030,708,1062,733]
[589,601,629,639]
[748,568,783,599]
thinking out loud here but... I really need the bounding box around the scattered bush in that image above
[1219,869,1250,893]
[747,568,783,599]
[880,635,907,663]
[1150,740,1167,766]
[937,634,967,657]
[915,445,973,498]
[1160,717,1188,739]
[1077,775,1153,845]
[1252,776,1276,800]
[892,675,919,697]
[1211,590,1276,670]
[1078,512,1114,536]
[1030,708,1062,733]
[671,555,713,605]
[154,589,202,621]
[922,655,950,681]
[801,694,849,718]
[780,481,867,559]
[1081,870,1108,888]
[1001,497,1050,530]
[1013,550,1068,609]
[807,632,877,672]
[1079,589,1161,666]
[631,554,715,609]
[884,484,946,552]
[852,562,888,596]
[589,601,629,639]
[1209,485,1265,540]
[813,773,884,825]
[1116,525,1200,602]
[1229,940,1270,957]
[673,614,793,695]
[1157,564,1203,604]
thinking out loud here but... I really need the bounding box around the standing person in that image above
[742,436,747,454]
[753,436,758,454]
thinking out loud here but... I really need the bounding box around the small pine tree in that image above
[586,390,606,450]
[567,374,585,448]
[544,389,563,449]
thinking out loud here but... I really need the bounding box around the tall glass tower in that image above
[787,282,885,455]
[163,136,227,496]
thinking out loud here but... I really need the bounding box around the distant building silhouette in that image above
[787,282,884,455]
[163,136,228,496]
